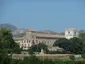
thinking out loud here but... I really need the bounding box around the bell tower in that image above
[65,28,79,39]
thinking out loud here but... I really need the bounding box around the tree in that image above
[0,49,12,64]
[79,32,85,43]
[70,37,83,54]
[29,43,48,54]
[0,28,22,64]
[79,30,85,58]
[53,37,83,54]
[82,43,85,59]
[0,28,21,53]
[53,38,73,53]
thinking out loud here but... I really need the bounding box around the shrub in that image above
[69,55,75,60]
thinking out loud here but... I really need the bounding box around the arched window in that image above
[27,40,28,43]
[68,31,70,34]
[36,40,38,43]
[29,40,30,43]
[75,31,76,34]
[32,40,35,44]
[24,40,25,43]
[25,44,26,48]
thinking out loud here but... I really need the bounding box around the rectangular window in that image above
[29,40,30,43]
[24,40,25,43]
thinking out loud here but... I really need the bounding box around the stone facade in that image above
[65,28,79,39]
[14,29,64,50]
[14,28,78,50]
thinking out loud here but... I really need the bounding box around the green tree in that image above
[0,28,22,64]
[0,28,21,53]
[53,37,83,54]
[0,49,12,64]
[79,32,85,58]
[53,38,73,53]
[82,43,85,59]
[29,43,48,54]
[79,33,85,42]
[70,37,83,54]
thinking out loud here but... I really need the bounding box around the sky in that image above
[0,0,85,32]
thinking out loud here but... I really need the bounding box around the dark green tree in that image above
[53,37,83,54]
[70,37,83,54]
[79,30,85,58]
[79,33,85,42]
[29,43,48,54]
[0,49,12,64]
[53,38,73,53]
[0,28,22,64]
[0,28,21,53]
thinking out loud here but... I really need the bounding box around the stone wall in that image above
[12,54,72,60]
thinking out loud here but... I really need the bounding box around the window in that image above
[32,36,34,38]
[25,44,26,48]
[28,44,29,46]
[29,40,30,43]
[24,40,25,43]
[68,31,70,34]
[75,31,76,34]
[22,44,23,47]
[27,40,28,43]
[36,40,38,43]
[32,40,35,44]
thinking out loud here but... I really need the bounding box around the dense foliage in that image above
[28,43,48,54]
[0,28,22,53]
[79,31,85,59]
[1,55,85,64]
[53,37,83,54]
[0,28,22,64]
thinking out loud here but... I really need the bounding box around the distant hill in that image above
[39,30,57,34]
[0,23,17,31]
[79,30,85,34]
[13,28,27,37]
[0,23,65,37]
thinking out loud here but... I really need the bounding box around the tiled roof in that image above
[36,33,65,38]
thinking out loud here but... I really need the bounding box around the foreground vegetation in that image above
[12,56,85,64]
[0,54,85,64]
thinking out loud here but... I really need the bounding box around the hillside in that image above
[0,23,17,31]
